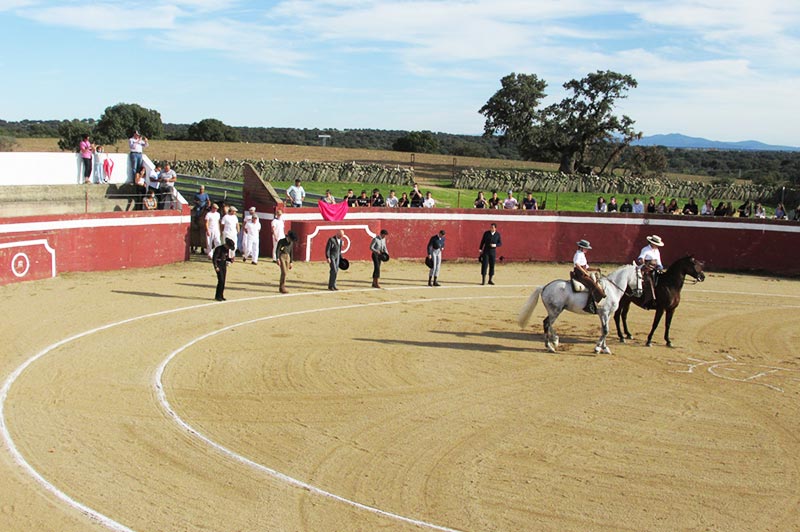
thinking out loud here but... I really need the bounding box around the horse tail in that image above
[518,286,543,328]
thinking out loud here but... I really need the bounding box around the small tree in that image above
[93,103,163,145]
[187,118,240,142]
[57,120,92,151]
[392,131,439,153]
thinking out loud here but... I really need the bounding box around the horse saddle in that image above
[569,271,597,293]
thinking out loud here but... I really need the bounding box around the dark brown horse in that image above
[614,255,705,347]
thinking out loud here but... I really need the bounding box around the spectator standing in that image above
[271,210,285,261]
[398,192,410,208]
[93,144,107,184]
[594,197,607,213]
[159,163,177,209]
[143,190,158,210]
[221,206,240,254]
[370,229,389,288]
[286,179,305,207]
[344,189,357,207]
[355,190,370,207]
[133,167,148,209]
[423,191,436,208]
[205,203,222,258]
[478,223,502,285]
[737,200,752,218]
[243,210,261,264]
[632,197,644,214]
[683,198,699,215]
[128,131,148,177]
[386,190,399,208]
[322,190,336,204]
[276,231,297,294]
[147,164,162,209]
[503,191,519,210]
[667,198,679,214]
[212,238,236,301]
[325,229,345,290]
[619,198,633,213]
[523,193,538,210]
[607,197,618,213]
[410,183,424,207]
[488,191,501,209]
[474,191,488,209]
[426,230,446,287]
[370,188,385,207]
[79,134,93,184]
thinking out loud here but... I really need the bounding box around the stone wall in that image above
[453,168,786,202]
[169,159,414,185]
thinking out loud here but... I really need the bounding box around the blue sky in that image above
[1,0,798,146]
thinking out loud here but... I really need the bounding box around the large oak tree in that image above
[480,70,640,174]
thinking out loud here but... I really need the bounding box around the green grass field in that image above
[15,138,768,214]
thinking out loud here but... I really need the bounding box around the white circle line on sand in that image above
[155,294,523,532]
[0,285,519,531]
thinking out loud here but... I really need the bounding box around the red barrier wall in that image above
[0,208,190,285]
[276,207,800,275]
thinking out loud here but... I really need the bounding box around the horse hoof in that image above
[625,334,632,340]
[602,347,612,355]
[618,337,625,344]
[594,346,602,354]
[645,342,653,347]
[666,341,673,348]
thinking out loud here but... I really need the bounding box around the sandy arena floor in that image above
[1,257,799,532]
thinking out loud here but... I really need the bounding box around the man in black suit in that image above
[212,238,236,301]
[478,223,502,285]
[325,229,345,290]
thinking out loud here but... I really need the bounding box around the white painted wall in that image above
[0,152,155,186]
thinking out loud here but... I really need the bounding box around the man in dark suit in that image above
[212,238,236,301]
[325,229,345,290]
[478,223,502,285]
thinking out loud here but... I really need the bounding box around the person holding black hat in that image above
[426,230,446,287]
[573,239,605,313]
[370,229,389,288]
[325,229,345,291]
[212,238,236,301]
[478,223,502,285]
[276,231,297,294]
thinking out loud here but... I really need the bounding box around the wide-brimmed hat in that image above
[647,235,664,246]
[380,252,390,262]
[425,256,434,268]
[576,239,592,250]
[339,257,350,270]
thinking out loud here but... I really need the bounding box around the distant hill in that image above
[635,133,800,152]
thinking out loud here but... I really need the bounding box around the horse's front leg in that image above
[646,308,665,347]
[663,308,675,347]
[595,312,612,354]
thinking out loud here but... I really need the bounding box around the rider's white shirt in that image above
[638,245,663,269]
[573,249,588,268]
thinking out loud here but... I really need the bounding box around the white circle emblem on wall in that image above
[11,252,31,278]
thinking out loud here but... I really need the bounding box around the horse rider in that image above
[573,239,606,313]
[637,234,665,309]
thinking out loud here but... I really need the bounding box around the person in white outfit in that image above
[243,210,261,264]
[271,210,285,261]
[204,203,221,258]
[221,206,241,254]
[637,234,665,309]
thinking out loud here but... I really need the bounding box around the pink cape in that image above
[318,200,348,221]
[103,158,114,179]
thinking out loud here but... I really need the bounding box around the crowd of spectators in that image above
[589,195,797,220]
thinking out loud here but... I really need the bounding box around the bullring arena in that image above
[2,155,800,531]
[2,257,800,532]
